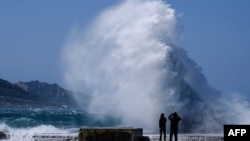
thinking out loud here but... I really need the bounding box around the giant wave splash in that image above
[62,0,250,133]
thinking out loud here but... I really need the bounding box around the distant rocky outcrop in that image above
[0,78,89,109]
[0,79,58,108]
[15,80,89,108]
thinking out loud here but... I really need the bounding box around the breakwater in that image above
[32,134,224,141]
[149,134,223,141]
[33,128,224,141]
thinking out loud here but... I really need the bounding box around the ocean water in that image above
[0,108,119,141]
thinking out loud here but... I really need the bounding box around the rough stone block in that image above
[78,127,143,141]
[0,131,9,140]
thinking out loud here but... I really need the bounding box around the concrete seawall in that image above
[149,134,223,141]
[33,133,77,141]
[32,134,224,141]
[32,128,224,141]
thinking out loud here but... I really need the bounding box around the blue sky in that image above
[0,0,250,98]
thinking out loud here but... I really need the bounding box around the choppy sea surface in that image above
[0,108,119,141]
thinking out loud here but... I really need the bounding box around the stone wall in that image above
[78,128,143,141]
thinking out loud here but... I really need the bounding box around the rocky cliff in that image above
[0,79,88,109]
[0,79,58,108]
[15,81,81,108]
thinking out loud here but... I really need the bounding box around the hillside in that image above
[0,79,89,109]
[0,79,58,108]
[15,80,88,108]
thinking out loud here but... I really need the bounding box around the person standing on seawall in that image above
[159,113,167,141]
[168,112,181,141]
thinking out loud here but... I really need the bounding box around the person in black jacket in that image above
[159,113,167,141]
[168,112,181,141]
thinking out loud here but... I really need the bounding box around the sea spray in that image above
[62,0,179,131]
[62,0,250,133]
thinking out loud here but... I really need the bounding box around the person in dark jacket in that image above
[168,112,181,141]
[159,113,167,141]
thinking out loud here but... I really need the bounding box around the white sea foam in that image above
[0,122,75,141]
